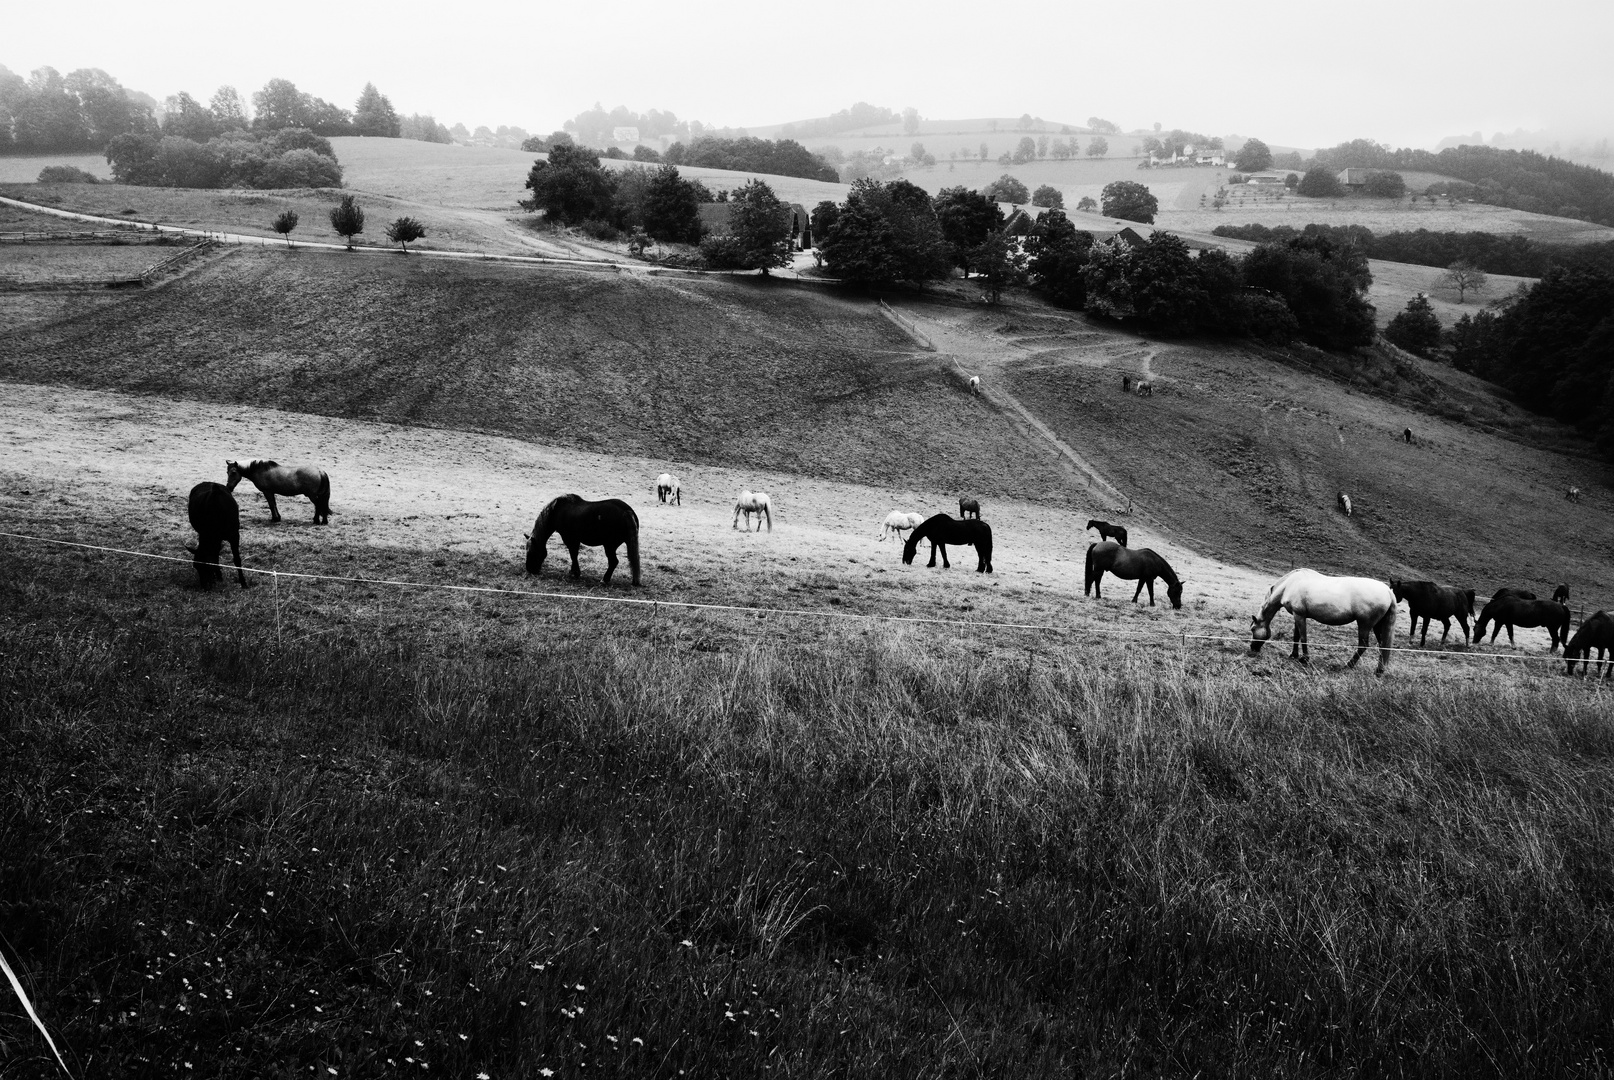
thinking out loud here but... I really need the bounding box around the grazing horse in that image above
[1472,596,1570,651]
[525,494,640,586]
[1490,587,1537,603]
[968,375,981,395]
[226,459,330,524]
[733,491,772,532]
[1085,519,1129,547]
[1553,583,1570,604]
[1085,541,1183,608]
[1564,611,1614,678]
[1249,569,1397,673]
[1121,374,1132,392]
[1135,381,1154,397]
[1566,486,1582,503]
[655,472,681,505]
[186,482,247,590]
[1403,427,1413,444]
[1389,580,1474,646]
[1337,492,1352,517]
[958,497,981,520]
[881,511,925,542]
[903,514,993,573]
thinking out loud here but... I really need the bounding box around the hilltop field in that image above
[3,174,1614,1077]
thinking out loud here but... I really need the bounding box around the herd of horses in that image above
[185,459,1614,678]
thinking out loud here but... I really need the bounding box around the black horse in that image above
[1490,587,1537,603]
[1564,611,1614,678]
[525,495,641,586]
[1085,541,1183,608]
[1390,580,1475,646]
[1473,596,1571,651]
[958,498,981,520]
[1085,518,1128,547]
[903,514,993,573]
[186,481,247,590]
[1553,583,1570,604]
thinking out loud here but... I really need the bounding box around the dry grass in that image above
[0,242,173,284]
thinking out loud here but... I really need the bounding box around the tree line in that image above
[1211,222,1614,280]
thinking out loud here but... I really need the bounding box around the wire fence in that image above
[877,299,936,350]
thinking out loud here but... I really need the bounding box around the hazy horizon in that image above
[9,0,1612,153]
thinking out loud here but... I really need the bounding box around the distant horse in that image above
[186,482,247,590]
[968,375,981,395]
[226,459,330,524]
[1566,486,1582,503]
[733,490,772,532]
[881,511,926,542]
[1250,569,1396,673]
[1564,611,1614,678]
[1085,519,1129,547]
[958,497,981,520]
[1403,427,1412,444]
[1490,587,1537,603]
[1390,579,1475,646]
[1553,583,1570,604]
[655,472,681,505]
[1473,596,1570,651]
[903,514,993,573]
[525,494,641,586]
[1135,381,1154,397]
[1085,541,1183,608]
[1337,492,1352,517]
[1121,374,1132,392]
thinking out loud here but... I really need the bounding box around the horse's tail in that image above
[627,506,642,585]
[1084,541,1096,595]
[763,503,772,532]
[1465,589,1476,617]
[317,470,331,512]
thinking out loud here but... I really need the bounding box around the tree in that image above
[933,186,1004,276]
[1026,209,1094,308]
[272,209,298,246]
[984,174,1030,205]
[1297,167,1345,197]
[329,194,364,248]
[1086,136,1108,158]
[252,78,305,130]
[1076,196,1097,212]
[520,144,617,225]
[968,233,1026,304]
[162,91,220,142]
[703,179,792,274]
[632,144,661,162]
[978,142,988,161]
[1012,136,1037,164]
[1284,173,1300,190]
[1384,293,1442,356]
[1087,117,1120,135]
[820,178,949,286]
[353,83,401,138]
[1031,184,1064,209]
[902,106,920,134]
[1101,180,1158,223]
[1234,138,1272,173]
[386,215,425,252]
[1242,240,1377,349]
[210,86,248,129]
[1036,135,1049,159]
[641,164,703,243]
[1441,260,1488,303]
[1362,170,1406,198]
[811,200,841,245]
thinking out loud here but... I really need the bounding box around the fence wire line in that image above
[1,529,1599,670]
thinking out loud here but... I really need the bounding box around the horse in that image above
[1337,492,1352,517]
[733,491,772,532]
[1566,486,1582,503]
[902,514,993,573]
[525,494,641,586]
[655,472,681,505]
[1490,587,1537,603]
[1553,583,1570,604]
[1564,611,1614,678]
[1403,427,1412,444]
[1472,596,1570,651]
[968,375,981,395]
[1121,374,1132,393]
[225,459,330,524]
[958,497,981,520]
[1135,381,1153,397]
[186,482,247,590]
[1085,541,1182,608]
[880,511,925,542]
[1389,579,1474,646]
[1085,519,1128,547]
[1249,569,1397,673]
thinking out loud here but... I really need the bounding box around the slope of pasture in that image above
[0,151,112,182]
[902,302,1614,608]
[0,248,1072,502]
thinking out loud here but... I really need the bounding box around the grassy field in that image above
[0,152,112,183]
[0,242,174,284]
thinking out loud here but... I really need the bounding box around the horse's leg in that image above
[1292,616,1307,662]
[939,543,950,569]
[264,490,280,523]
[1347,620,1370,668]
[230,536,246,588]
[1505,623,1515,647]
[1457,613,1470,643]
[1439,617,1451,644]
[602,544,618,586]
[567,540,582,579]
[1374,615,1394,674]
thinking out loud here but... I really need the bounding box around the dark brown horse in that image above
[1473,596,1571,651]
[1552,583,1570,604]
[1085,541,1183,608]
[1085,519,1128,547]
[903,514,992,573]
[525,495,641,586]
[185,482,247,589]
[1389,580,1474,646]
[1564,611,1614,678]
[958,498,981,520]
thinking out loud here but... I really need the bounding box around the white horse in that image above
[1250,568,1398,674]
[880,510,925,541]
[968,375,980,395]
[733,490,772,532]
[1566,486,1582,503]
[655,472,681,505]
[1337,491,1352,517]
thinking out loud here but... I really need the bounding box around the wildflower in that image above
[680,940,694,948]
[632,1038,643,1046]
[539,1070,554,1078]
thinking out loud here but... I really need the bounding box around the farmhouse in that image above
[1338,168,1371,188]
[612,126,640,144]
[1246,173,1285,186]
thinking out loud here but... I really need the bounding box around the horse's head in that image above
[1249,615,1272,654]
[1389,579,1406,601]
[1167,581,1184,609]
[224,459,243,491]
[901,529,921,565]
[524,528,545,575]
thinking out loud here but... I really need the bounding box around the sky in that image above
[8,0,1612,150]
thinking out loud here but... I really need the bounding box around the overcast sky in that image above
[10,0,1611,150]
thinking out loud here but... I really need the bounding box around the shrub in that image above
[578,219,621,241]
[36,165,99,183]
[1297,167,1345,198]
[1362,171,1407,198]
[328,194,364,248]
[1031,185,1064,209]
[386,216,427,252]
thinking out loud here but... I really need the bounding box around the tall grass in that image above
[2,544,1612,1077]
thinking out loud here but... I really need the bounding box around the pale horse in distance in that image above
[1337,492,1352,517]
[733,490,772,531]
[881,511,926,541]
[1249,568,1398,674]
[655,472,681,505]
[968,375,980,395]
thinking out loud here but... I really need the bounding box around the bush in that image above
[1362,171,1407,198]
[984,175,1030,205]
[1100,180,1158,224]
[1383,293,1442,356]
[1297,167,1345,198]
[578,219,621,241]
[1031,185,1064,209]
[36,165,99,183]
[698,233,749,269]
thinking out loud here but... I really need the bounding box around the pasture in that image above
[4,217,1614,1076]
[0,152,112,183]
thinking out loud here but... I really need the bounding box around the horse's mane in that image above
[534,493,584,532]
[246,459,278,470]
